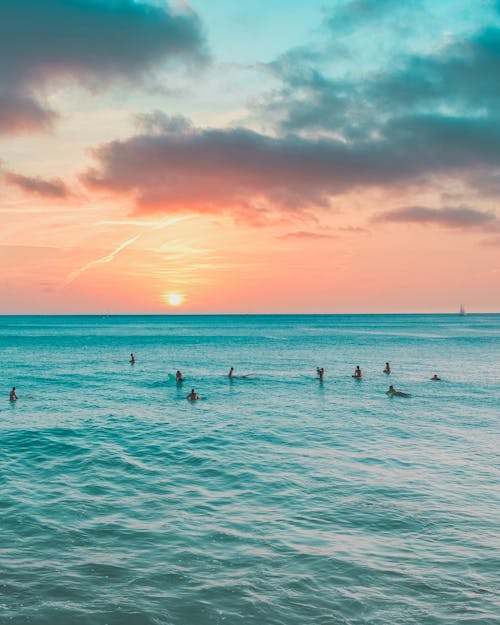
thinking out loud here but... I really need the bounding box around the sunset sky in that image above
[1,0,499,313]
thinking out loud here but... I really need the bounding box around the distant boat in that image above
[459,304,467,316]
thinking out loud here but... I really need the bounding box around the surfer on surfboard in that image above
[386,385,411,397]
[228,367,253,379]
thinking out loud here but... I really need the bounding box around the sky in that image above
[0,0,499,314]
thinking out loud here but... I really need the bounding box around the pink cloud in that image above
[3,171,71,198]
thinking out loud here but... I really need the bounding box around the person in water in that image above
[176,370,183,383]
[9,387,18,401]
[387,385,411,397]
[353,366,362,378]
[228,367,235,378]
[186,388,200,400]
[383,362,391,374]
[431,374,441,381]
[130,353,135,364]
[316,366,325,381]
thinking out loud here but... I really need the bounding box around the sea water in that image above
[0,314,499,625]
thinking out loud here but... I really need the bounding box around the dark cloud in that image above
[256,9,500,207]
[0,0,207,134]
[264,24,500,137]
[80,111,500,222]
[374,206,500,230]
[3,171,71,198]
[81,119,364,215]
[374,27,500,115]
[78,116,411,218]
[77,4,500,223]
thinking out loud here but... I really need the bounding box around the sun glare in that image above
[166,293,184,307]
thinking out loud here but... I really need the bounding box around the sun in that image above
[165,293,184,307]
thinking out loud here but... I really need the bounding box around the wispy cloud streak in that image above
[63,215,193,285]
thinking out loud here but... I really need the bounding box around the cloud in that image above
[81,110,500,223]
[255,6,500,208]
[372,27,500,115]
[64,215,193,285]
[338,226,369,233]
[480,234,500,246]
[0,96,58,135]
[77,5,500,224]
[0,0,207,134]
[81,118,364,217]
[264,24,500,136]
[3,171,71,198]
[81,115,420,219]
[134,110,194,135]
[277,230,336,240]
[374,206,500,230]
[326,0,420,34]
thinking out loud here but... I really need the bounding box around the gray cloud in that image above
[255,6,500,208]
[80,111,500,222]
[374,206,500,230]
[373,27,500,115]
[76,4,500,225]
[3,171,71,198]
[0,0,207,134]
[0,96,58,135]
[134,110,194,135]
[264,24,500,137]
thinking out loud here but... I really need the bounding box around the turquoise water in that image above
[1,314,499,625]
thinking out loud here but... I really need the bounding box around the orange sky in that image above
[0,0,499,313]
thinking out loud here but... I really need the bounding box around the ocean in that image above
[1,314,499,625]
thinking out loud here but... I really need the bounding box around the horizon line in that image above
[0,312,498,317]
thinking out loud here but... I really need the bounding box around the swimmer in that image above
[176,370,183,383]
[9,387,18,401]
[316,366,325,381]
[386,385,411,397]
[383,362,391,374]
[352,366,362,379]
[431,374,441,381]
[227,368,253,379]
[186,388,200,401]
[130,353,135,364]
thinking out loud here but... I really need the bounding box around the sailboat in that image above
[459,304,467,316]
